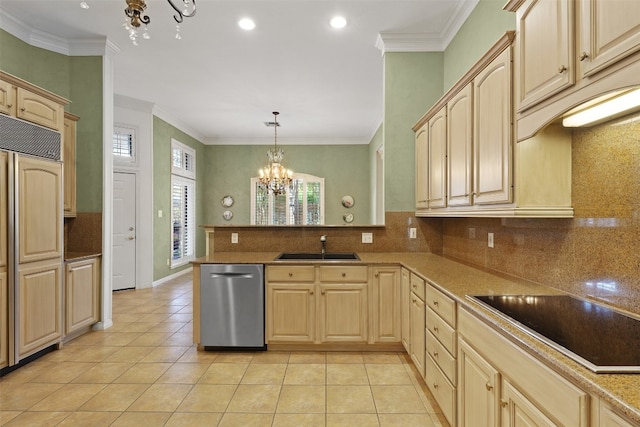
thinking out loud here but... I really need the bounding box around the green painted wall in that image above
[70,57,103,212]
[204,144,371,226]
[0,29,103,213]
[153,116,206,281]
[443,0,515,91]
[384,52,443,211]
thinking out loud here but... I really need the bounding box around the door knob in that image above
[127,236,135,240]
[129,227,134,231]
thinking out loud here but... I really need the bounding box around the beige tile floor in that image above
[0,273,448,427]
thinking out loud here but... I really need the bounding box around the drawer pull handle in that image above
[310,291,314,295]
[579,51,589,61]
[433,351,438,358]
[485,383,493,391]
[433,300,439,306]
[558,65,567,73]
[289,273,293,277]
[433,382,439,389]
[412,298,417,303]
[412,284,416,288]
[433,326,439,333]
[342,272,346,277]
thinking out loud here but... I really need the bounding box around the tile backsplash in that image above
[441,114,640,314]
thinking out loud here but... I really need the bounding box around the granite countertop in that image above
[192,251,640,423]
[64,252,102,262]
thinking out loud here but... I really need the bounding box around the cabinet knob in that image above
[501,400,508,408]
[485,383,493,391]
[433,300,439,306]
[433,382,439,389]
[127,236,135,240]
[433,326,439,333]
[7,104,11,108]
[374,273,379,278]
[579,51,589,61]
[558,65,567,73]
[321,290,325,295]
[342,272,346,277]
[310,290,314,295]
[20,107,25,112]
[433,351,439,358]
[412,298,417,303]
[289,273,293,277]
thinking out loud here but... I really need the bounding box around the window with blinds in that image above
[113,125,136,163]
[251,173,324,225]
[171,139,196,267]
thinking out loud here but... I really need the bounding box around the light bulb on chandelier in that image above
[258,112,294,196]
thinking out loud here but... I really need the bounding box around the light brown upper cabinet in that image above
[427,107,447,209]
[447,83,473,207]
[415,123,429,212]
[505,0,640,140]
[63,113,78,218]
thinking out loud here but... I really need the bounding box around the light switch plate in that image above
[409,228,417,239]
[231,233,238,244]
[362,232,373,244]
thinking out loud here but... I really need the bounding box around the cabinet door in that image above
[458,338,500,427]
[516,0,574,110]
[401,268,411,352]
[320,284,367,342]
[502,378,558,427]
[18,259,62,358]
[63,114,77,217]
[0,80,14,116]
[0,152,6,270]
[415,123,429,211]
[372,267,400,343]
[447,84,473,207]
[16,87,64,131]
[428,107,447,209]
[0,269,7,369]
[266,283,315,342]
[474,47,513,205]
[600,402,636,427]
[578,0,640,77]
[18,156,62,263]
[410,293,425,376]
[65,257,99,335]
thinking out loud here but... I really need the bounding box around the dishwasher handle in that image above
[209,272,255,279]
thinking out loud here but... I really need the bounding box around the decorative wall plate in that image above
[343,213,354,223]
[223,210,233,221]
[341,195,354,208]
[221,195,234,207]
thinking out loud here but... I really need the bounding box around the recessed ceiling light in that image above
[238,18,256,31]
[330,16,347,29]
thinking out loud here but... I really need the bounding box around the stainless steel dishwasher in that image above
[200,264,266,349]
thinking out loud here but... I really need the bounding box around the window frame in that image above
[170,139,196,268]
[112,123,138,165]
[250,173,325,225]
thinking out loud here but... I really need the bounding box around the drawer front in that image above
[267,266,315,282]
[426,307,456,356]
[425,284,456,327]
[425,352,456,427]
[410,272,425,300]
[319,266,368,282]
[426,329,456,385]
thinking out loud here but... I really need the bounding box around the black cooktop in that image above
[471,295,640,373]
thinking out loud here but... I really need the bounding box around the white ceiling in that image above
[0,0,478,144]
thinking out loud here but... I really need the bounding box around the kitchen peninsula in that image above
[192,250,640,426]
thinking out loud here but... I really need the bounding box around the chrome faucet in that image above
[320,235,327,256]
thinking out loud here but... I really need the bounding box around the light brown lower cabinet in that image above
[0,269,7,369]
[371,266,401,343]
[18,258,62,359]
[400,268,411,352]
[65,256,100,338]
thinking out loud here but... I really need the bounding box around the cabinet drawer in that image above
[426,307,456,356]
[426,329,456,385]
[410,273,425,300]
[425,284,456,327]
[319,266,368,282]
[267,266,315,282]
[425,352,456,427]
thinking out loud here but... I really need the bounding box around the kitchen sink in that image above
[275,252,360,261]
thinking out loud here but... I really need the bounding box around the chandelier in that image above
[258,112,293,196]
[80,0,197,45]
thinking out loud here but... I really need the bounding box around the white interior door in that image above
[112,172,136,291]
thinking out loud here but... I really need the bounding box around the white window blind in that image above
[251,173,324,225]
[171,139,196,267]
[113,125,136,162]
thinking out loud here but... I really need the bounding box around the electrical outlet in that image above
[166,259,170,266]
[231,233,238,244]
[158,210,163,218]
[468,227,476,239]
[362,232,373,244]
[488,232,494,248]
[409,228,417,239]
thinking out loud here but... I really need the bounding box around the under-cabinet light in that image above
[562,88,640,127]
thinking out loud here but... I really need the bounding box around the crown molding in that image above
[115,94,155,113]
[203,137,369,146]
[152,105,207,143]
[375,0,480,54]
[0,7,118,56]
